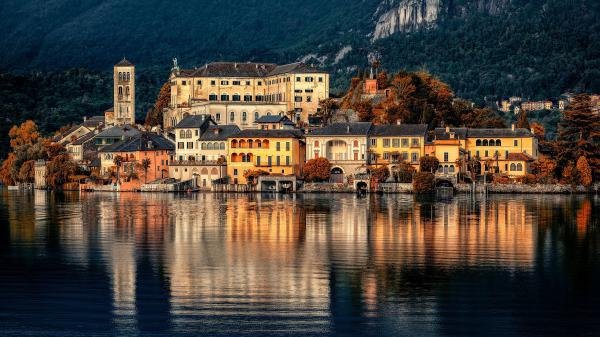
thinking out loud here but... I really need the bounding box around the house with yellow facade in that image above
[163,61,329,128]
[367,124,428,171]
[227,129,305,185]
[432,125,538,179]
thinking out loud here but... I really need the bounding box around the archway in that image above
[330,167,344,183]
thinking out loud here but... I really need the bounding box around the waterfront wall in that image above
[455,183,600,194]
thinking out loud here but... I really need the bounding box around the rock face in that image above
[372,0,509,40]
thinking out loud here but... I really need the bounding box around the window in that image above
[305,77,313,82]
[233,169,238,176]
[392,139,400,147]
[402,152,409,161]
[444,152,449,162]
[483,139,489,146]
[517,163,523,171]
[242,111,247,122]
[230,111,235,122]
[383,139,390,147]
[268,156,272,166]
[305,89,313,93]
[215,113,221,122]
[449,165,455,173]
[411,153,419,163]
[489,139,496,146]
[256,95,264,101]
[257,81,262,86]
[245,81,250,85]
[276,156,280,166]
[485,150,489,157]
[118,72,122,81]
[254,111,259,121]
[182,80,187,86]
[276,142,280,151]
[187,142,193,149]
[296,77,301,82]
[221,80,229,85]
[285,156,290,166]
[125,86,130,96]
[232,94,241,101]
[510,163,516,171]
[505,150,509,159]
[306,96,312,102]
[476,150,480,157]
[201,143,206,150]
[220,143,225,150]
[197,80,202,85]
[476,139,482,146]
[257,156,261,166]
[318,77,323,82]
[178,142,184,149]
[244,95,252,102]
[401,138,409,147]
[211,80,216,85]
[179,130,185,139]
[118,86,123,95]
[295,96,302,102]
[209,94,218,101]
[371,139,377,146]
[233,80,240,85]
[186,130,192,138]
[286,142,290,151]
[514,140,518,146]
[496,139,502,146]
[221,94,229,101]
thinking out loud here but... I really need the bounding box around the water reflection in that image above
[0,191,599,336]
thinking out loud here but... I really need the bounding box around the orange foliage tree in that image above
[0,153,16,185]
[419,156,440,173]
[9,120,40,149]
[576,156,592,187]
[304,157,331,182]
[46,153,77,189]
[243,169,269,185]
[145,82,171,127]
[413,172,436,194]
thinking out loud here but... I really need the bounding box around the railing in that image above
[170,160,224,166]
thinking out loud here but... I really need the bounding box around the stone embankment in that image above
[301,183,356,193]
[454,183,598,194]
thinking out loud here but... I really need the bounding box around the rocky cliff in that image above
[372,0,510,40]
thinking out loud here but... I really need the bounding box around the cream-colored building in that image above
[163,61,329,128]
[105,59,135,126]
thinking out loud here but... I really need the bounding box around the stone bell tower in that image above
[113,58,136,125]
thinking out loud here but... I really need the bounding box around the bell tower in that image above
[113,58,135,125]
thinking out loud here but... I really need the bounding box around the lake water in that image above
[0,191,599,336]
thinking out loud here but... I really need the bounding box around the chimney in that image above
[214,128,220,134]
[83,116,87,122]
[396,119,401,125]
[531,127,535,134]
[346,125,350,133]
[511,123,515,131]
[445,126,450,133]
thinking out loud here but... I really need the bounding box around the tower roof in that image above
[115,58,133,67]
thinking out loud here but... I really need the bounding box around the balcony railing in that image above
[170,160,225,166]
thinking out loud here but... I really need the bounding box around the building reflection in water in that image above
[1,191,597,336]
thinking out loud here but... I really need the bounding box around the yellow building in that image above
[227,129,306,184]
[164,61,329,128]
[367,124,428,171]
[432,125,538,178]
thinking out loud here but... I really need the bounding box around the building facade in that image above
[106,58,135,126]
[368,124,428,171]
[163,61,329,128]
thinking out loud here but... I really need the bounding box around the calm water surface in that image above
[0,191,599,336]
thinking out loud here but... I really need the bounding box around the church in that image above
[104,58,136,126]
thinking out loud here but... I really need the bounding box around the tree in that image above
[413,172,436,194]
[530,157,558,183]
[558,94,600,179]
[46,154,77,189]
[137,158,151,183]
[355,100,374,122]
[530,122,545,141]
[392,161,415,183]
[304,157,331,182]
[17,160,35,183]
[0,153,16,185]
[370,165,389,183]
[419,156,439,173]
[243,169,269,185]
[317,98,339,125]
[9,120,40,149]
[516,109,530,129]
[576,156,592,186]
[113,155,124,183]
[145,82,171,127]
[376,71,388,89]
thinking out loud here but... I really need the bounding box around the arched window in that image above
[510,163,516,171]
[353,140,359,147]
[278,111,284,116]
[118,72,122,81]
[201,143,206,150]
[207,142,213,150]
[244,94,252,102]
[438,165,443,173]
[256,140,262,148]
[489,139,495,146]
[230,111,235,122]
[232,94,241,101]
[482,139,489,146]
[443,165,449,174]
[186,130,192,138]
[254,111,259,121]
[314,141,320,147]
[213,142,219,149]
[248,139,254,148]
[242,111,247,122]
[517,163,523,171]
[231,140,238,148]
[209,93,218,101]
[179,130,185,138]
[127,72,130,81]
[220,142,225,150]
[476,139,482,146]
[118,86,123,95]
[171,117,176,127]
[221,93,229,101]
[125,86,130,96]
[266,111,272,116]
[449,165,455,173]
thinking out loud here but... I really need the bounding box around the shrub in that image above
[522,174,538,184]
[413,172,435,194]
[243,169,269,185]
[304,157,332,182]
[393,161,415,183]
[494,175,512,184]
[419,156,439,173]
[370,166,390,183]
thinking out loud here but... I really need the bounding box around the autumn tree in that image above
[413,172,436,194]
[516,109,530,129]
[530,157,558,183]
[557,94,600,179]
[419,156,439,173]
[530,122,545,141]
[369,165,390,183]
[376,71,388,89]
[392,161,416,183]
[46,154,77,189]
[18,160,36,183]
[0,154,16,185]
[576,156,593,186]
[355,100,374,122]
[317,98,339,125]
[304,157,331,182]
[243,169,269,185]
[145,82,171,127]
[9,120,40,149]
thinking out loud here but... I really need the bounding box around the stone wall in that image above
[301,183,355,193]
[455,183,600,194]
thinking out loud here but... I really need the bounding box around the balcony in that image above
[169,159,225,166]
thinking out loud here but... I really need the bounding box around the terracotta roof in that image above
[507,152,534,161]
[308,122,372,136]
[370,124,428,137]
